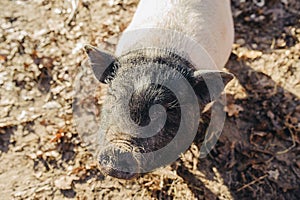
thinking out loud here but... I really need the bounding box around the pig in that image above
[84,0,234,179]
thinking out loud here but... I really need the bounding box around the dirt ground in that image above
[0,0,299,199]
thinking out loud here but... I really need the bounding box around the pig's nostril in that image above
[98,148,139,179]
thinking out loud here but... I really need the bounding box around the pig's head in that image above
[84,45,233,179]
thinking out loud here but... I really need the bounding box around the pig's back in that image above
[117,0,234,70]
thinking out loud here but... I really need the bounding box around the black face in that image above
[98,84,182,179]
[97,64,192,179]
[85,46,233,179]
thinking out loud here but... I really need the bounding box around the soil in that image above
[0,0,299,199]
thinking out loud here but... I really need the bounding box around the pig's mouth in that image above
[98,146,141,180]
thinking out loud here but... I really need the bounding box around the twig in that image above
[66,0,80,25]
[285,6,300,16]
[237,174,268,192]
[276,128,296,155]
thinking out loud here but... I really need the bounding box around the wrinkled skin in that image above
[85,46,233,179]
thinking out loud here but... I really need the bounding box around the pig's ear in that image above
[84,45,118,83]
[192,70,233,104]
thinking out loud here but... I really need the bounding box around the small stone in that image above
[236,38,245,45]
[42,101,62,109]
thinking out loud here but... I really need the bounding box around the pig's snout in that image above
[98,146,139,179]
